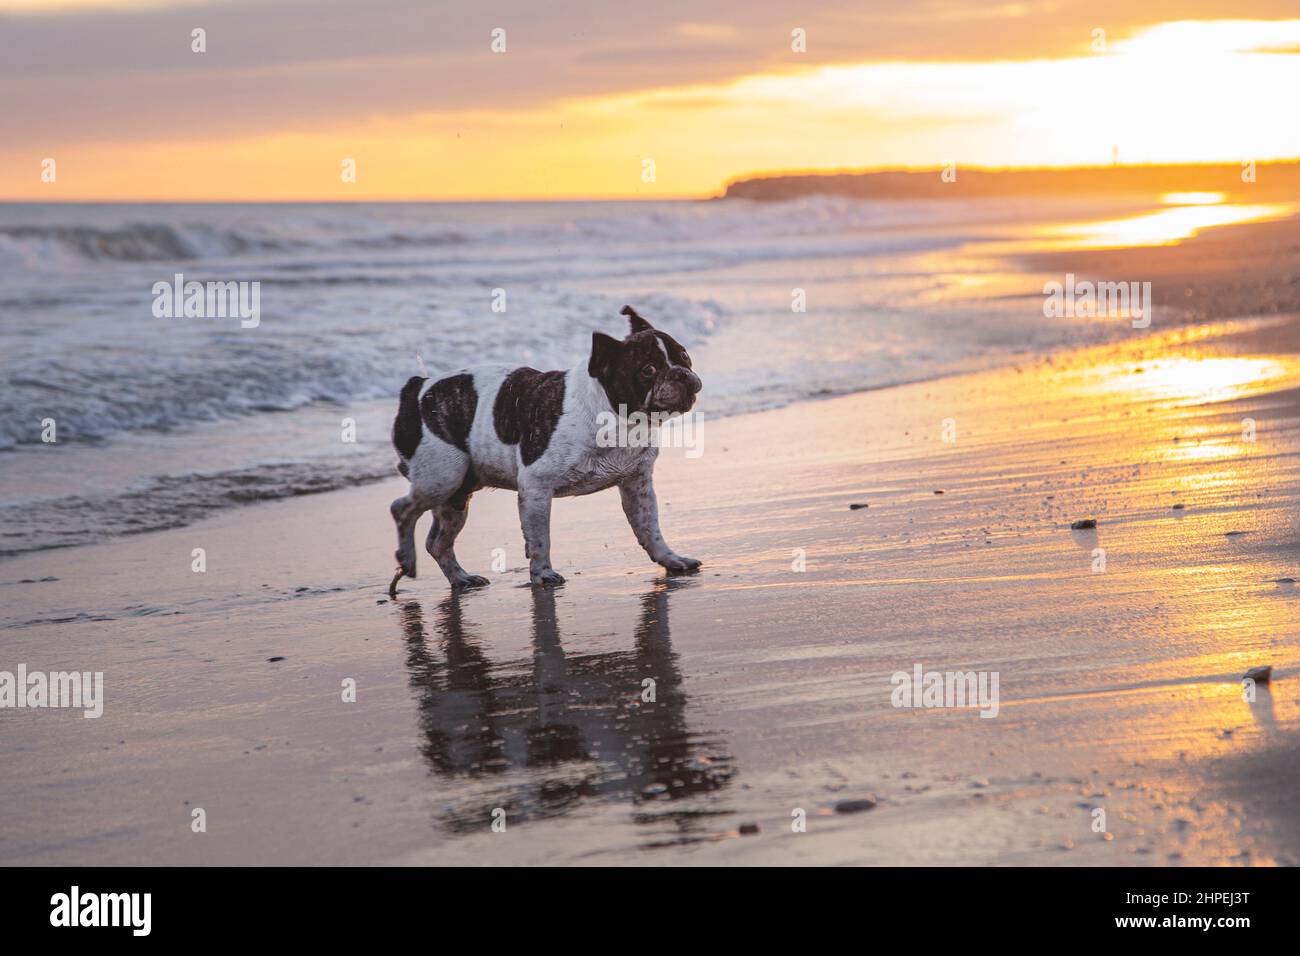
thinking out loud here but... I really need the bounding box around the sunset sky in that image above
[3,0,1300,200]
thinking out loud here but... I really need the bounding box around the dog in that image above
[388,306,702,594]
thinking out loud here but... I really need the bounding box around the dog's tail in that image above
[392,375,426,477]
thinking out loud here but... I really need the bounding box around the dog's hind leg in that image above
[403,440,483,590]
[390,492,427,595]
[426,499,488,589]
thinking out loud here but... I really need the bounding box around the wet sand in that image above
[4,232,1300,865]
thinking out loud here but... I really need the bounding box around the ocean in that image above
[0,195,1158,557]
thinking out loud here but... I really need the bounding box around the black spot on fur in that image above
[419,373,478,453]
[493,368,567,466]
[392,375,426,461]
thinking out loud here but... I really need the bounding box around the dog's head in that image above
[589,306,702,416]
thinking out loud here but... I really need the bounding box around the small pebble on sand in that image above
[834,797,877,813]
[849,503,869,510]
[1070,519,1097,530]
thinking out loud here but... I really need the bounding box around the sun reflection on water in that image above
[1160,191,1227,206]
[1038,201,1295,250]
[1084,356,1296,404]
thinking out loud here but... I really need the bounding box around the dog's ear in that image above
[589,331,623,378]
[621,305,654,336]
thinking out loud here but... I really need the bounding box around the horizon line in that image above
[8,158,1300,204]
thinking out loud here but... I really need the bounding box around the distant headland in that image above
[720,162,1300,201]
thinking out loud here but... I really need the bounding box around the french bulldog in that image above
[388,306,702,593]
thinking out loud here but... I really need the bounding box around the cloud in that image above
[4,1,1300,197]
[7,0,1296,148]
[675,22,740,40]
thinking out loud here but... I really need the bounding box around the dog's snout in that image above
[683,369,702,394]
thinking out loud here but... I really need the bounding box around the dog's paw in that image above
[530,569,566,587]
[659,554,702,574]
[394,549,417,578]
[452,574,490,590]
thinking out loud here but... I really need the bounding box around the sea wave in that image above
[0,220,479,266]
[0,222,292,264]
[0,195,1002,269]
[0,458,396,559]
[0,284,721,448]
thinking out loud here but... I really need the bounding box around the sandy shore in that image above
[1024,213,1300,322]
[4,228,1300,865]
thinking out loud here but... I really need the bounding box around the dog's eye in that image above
[641,363,657,379]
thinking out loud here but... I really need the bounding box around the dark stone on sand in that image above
[1171,503,1185,510]
[849,503,869,510]
[267,656,286,662]
[1243,665,1272,683]
[834,797,877,813]
[739,822,761,835]
[1273,578,1296,584]
[1070,519,1097,529]
[933,490,945,495]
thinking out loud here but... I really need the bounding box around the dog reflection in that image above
[397,580,734,837]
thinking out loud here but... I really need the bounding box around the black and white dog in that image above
[388,306,702,593]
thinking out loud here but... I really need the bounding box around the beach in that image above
[3,208,1299,864]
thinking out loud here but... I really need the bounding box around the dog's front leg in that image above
[518,484,565,586]
[619,468,701,574]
